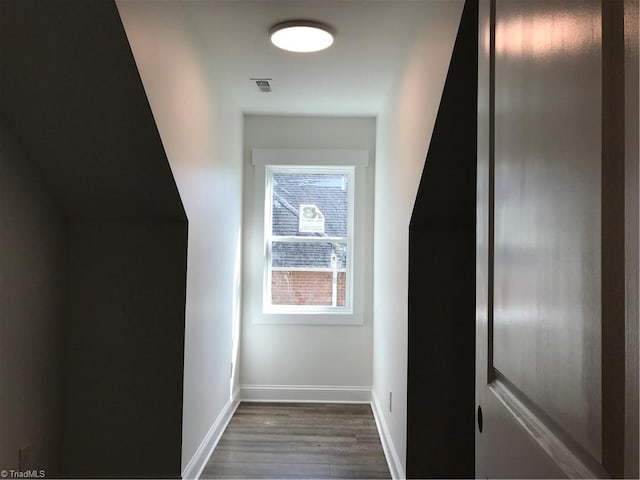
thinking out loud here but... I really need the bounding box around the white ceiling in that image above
[117,0,454,116]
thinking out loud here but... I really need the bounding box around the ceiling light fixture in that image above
[269,21,334,53]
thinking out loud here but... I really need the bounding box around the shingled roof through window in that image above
[272,172,349,270]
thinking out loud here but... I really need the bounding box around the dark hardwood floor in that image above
[201,402,391,479]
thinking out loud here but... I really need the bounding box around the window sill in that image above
[253,312,363,326]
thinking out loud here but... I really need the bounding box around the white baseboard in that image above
[240,384,371,403]
[181,390,240,480]
[371,390,405,479]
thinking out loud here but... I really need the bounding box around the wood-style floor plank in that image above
[201,402,391,479]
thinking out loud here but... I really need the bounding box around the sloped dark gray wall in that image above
[0,1,187,477]
[0,1,184,221]
[406,0,478,477]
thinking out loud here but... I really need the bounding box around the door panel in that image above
[476,0,634,477]
[492,0,603,461]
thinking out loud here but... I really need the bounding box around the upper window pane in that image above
[271,171,350,237]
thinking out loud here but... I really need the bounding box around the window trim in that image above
[250,148,368,325]
[263,165,355,315]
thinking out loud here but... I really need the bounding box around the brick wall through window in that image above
[272,271,346,306]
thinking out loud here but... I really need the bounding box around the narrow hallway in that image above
[202,403,390,479]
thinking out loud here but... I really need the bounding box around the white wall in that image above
[116,4,244,474]
[241,115,375,401]
[0,122,64,476]
[120,0,462,474]
[372,2,464,475]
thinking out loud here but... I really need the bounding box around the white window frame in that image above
[249,148,368,325]
[264,165,355,315]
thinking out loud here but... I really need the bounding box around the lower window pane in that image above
[272,271,346,307]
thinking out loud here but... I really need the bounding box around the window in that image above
[264,166,354,313]
[248,148,369,325]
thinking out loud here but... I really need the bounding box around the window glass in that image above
[272,241,347,269]
[271,171,349,237]
[265,167,353,312]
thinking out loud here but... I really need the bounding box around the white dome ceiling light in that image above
[270,21,334,53]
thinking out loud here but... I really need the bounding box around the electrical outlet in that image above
[389,391,393,412]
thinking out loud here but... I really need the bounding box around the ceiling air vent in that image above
[251,78,272,92]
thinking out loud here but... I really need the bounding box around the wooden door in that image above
[476,0,639,478]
